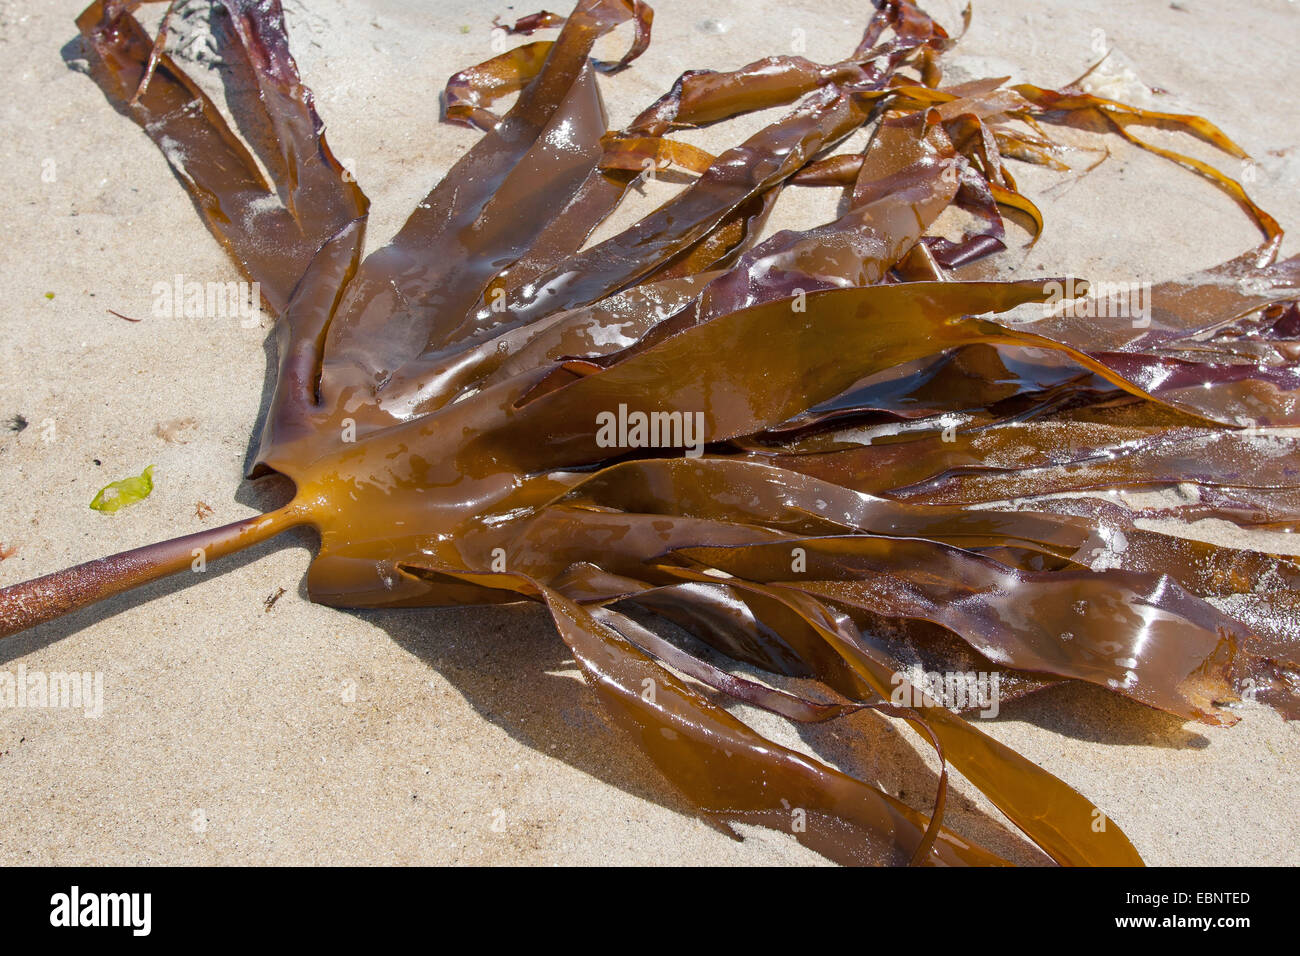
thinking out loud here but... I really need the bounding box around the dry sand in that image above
[0,0,1297,865]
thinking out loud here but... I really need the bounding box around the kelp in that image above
[1,0,1298,866]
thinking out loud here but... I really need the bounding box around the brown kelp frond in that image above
[77,1,368,315]
[4,0,1298,865]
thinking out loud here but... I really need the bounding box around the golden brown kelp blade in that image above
[76,0,368,314]
[543,456,1274,720]
[635,569,1144,866]
[6,0,1299,865]
[320,0,652,404]
[441,574,997,867]
[670,536,1239,724]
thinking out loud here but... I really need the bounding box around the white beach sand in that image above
[0,0,1297,865]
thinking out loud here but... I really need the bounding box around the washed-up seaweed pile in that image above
[2,0,1298,865]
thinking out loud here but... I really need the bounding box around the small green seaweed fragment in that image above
[90,465,155,513]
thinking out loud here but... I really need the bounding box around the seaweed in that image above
[1,0,1298,865]
[88,464,156,514]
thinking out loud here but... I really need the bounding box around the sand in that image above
[0,0,1297,865]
